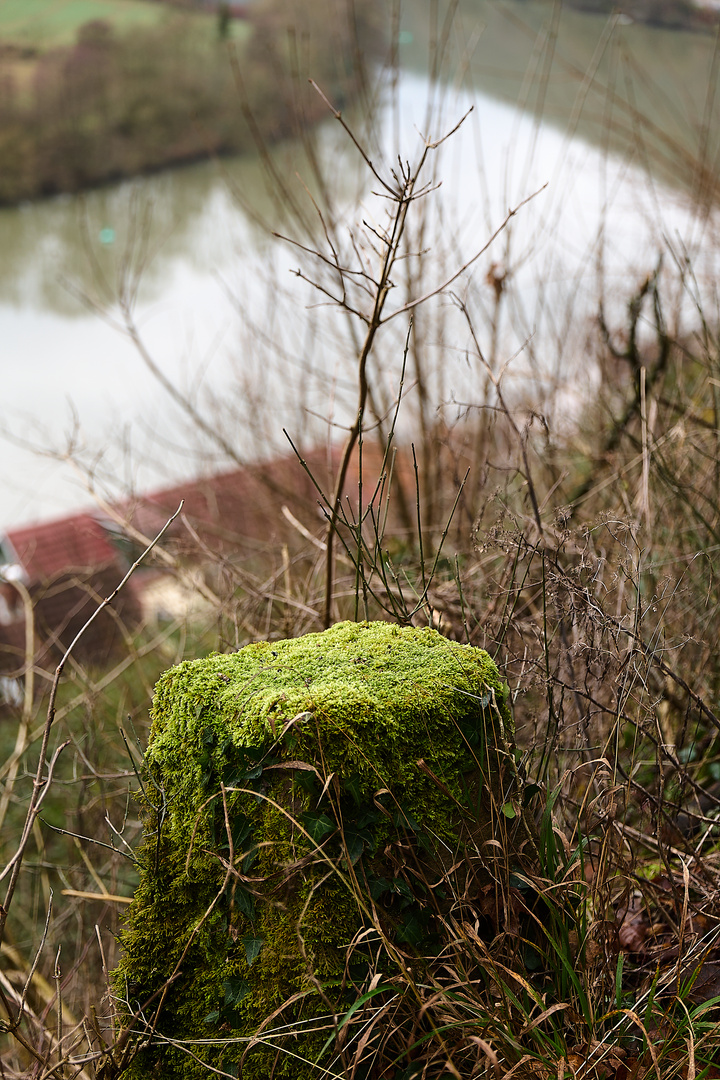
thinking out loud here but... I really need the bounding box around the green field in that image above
[0,0,219,49]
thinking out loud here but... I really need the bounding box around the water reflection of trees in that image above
[405,0,720,201]
[2,0,719,316]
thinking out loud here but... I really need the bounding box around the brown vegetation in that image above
[2,3,720,1078]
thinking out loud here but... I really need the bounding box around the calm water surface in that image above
[1,3,719,530]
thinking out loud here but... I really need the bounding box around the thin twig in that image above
[0,502,184,951]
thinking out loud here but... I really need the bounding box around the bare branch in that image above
[0,502,184,950]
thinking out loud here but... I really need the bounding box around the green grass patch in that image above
[0,0,249,52]
[0,0,174,49]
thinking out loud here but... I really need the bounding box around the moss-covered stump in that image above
[116,621,531,1079]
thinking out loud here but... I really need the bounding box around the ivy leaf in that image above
[301,811,335,843]
[356,807,380,829]
[243,935,265,966]
[224,747,268,786]
[232,815,252,847]
[293,768,318,796]
[232,886,255,920]
[220,814,252,853]
[396,911,427,946]
[390,879,415,907]
[368,875,389,900]
[223,977,251,1009]
[522,783,542,807]
[392,805,420,832]
[344,830,365,866]
[344,774,363,807]
[242,845,259,873]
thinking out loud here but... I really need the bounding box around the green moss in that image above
[115,621,521,1079]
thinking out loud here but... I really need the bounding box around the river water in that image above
[1,1,719,531]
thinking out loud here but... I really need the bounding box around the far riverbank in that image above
[0,0,382,205]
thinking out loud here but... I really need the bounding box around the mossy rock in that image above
[115,621,531,1079]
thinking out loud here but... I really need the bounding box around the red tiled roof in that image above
[124,449,340,556]
[6,513,118,583]
[121,443,416,560]
[3,442,414,584]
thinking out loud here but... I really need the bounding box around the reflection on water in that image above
[1,2,719,530]
[0,149,296,315]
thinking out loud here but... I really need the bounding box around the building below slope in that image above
[0,442,412,707]
[0,513,141,702]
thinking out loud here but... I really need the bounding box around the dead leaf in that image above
[618,915,647,954]
[685,959,720,1004]
[617,895,649,955]
[478,883,501,934]
[566,1052,586,1075]
[585,939,603,963]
